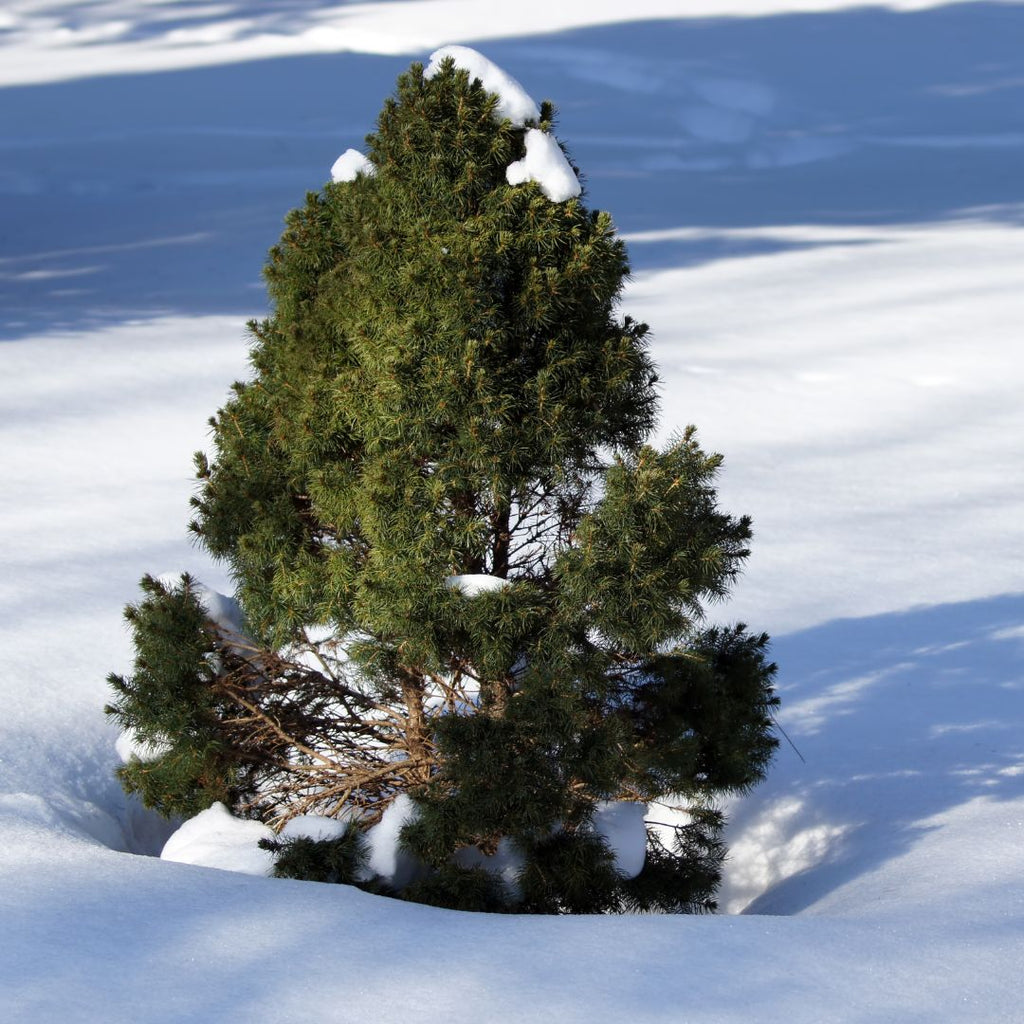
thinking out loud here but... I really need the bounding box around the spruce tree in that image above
[107,49,778,913]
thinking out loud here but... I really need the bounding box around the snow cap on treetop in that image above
[425,44,541,126]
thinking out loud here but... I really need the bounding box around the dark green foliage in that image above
[517,830,624,914]
[401,865,510,913]
[262,825,367,885]
[625,627,780,801]
[621,811,727,914]
[105,574,257,819]
[108,54,778,914]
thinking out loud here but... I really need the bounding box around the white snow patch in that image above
[592,801,648,879]
[160,802,276,876]
[991,624,1024,642]
[361,794,422,889]
[330,148,375,183]
[195,584,246,638]
[114,727,171,764]
[506,128,581,202]
[445,573,511,597]
[279,814,351,842]
[0,2,990,89]
[720,796,852,914]
[425,45,540,125]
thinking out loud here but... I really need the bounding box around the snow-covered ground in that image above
[2,1,1023,1020]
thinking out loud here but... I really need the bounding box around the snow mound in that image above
[506,128,581,203]
[592,800,648,879]
[331,148,375,182]
[425,45,540,126]
[160,802,276,876]
[445,573,511,597]
[154,573,252,657]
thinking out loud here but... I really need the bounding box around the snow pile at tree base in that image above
[160,802,275,876]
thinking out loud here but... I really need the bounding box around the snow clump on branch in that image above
[444,573,510,597]
[331,148,375,183]
[425,45,579,202]
[506,127,581,203]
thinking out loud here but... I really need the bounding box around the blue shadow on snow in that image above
[0,2,1022,337]
[725,592,1024,915]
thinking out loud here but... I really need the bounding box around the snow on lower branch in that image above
[280,814,352,842]
[425,45,540,126]
[506,128,581,203]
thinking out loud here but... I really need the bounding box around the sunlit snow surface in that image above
[2,2,1024,1021]
[160,801,276,876]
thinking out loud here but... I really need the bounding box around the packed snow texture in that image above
[160,802,276,876]
[0,2,971,88]
[330,148,374,182]
[444,573,511,596]
[506,127,582,202]
[425,44,540,125]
